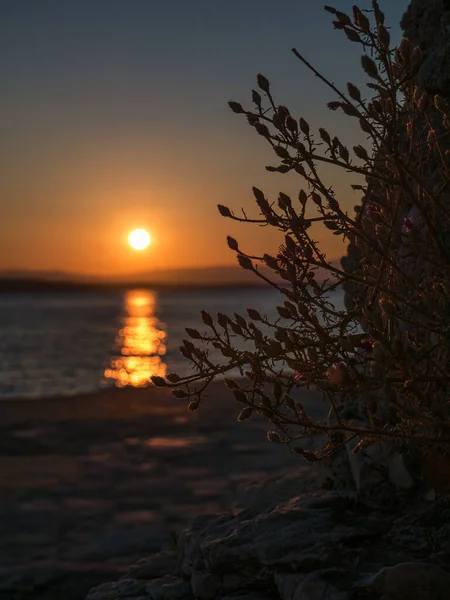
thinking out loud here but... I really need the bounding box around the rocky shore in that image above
[0,383,321,600]
[86,468,450,600]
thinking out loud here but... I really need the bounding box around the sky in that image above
[0,0,409,277]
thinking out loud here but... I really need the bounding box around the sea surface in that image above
[0,287,345,399]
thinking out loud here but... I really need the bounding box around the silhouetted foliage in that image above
[153,1,450,462]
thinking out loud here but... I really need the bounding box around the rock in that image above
[273,573,305,600]
[220,594,275,600]
[189,569,222,600]
[126,551,181,581]
[367,562,450,600]
[401,0,450,96]
[87,579,147,599]
[146,576,192,600]
[86,477,450,600]
[387,452,415,490]
[293,570,348,600]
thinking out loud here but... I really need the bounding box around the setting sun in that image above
[128,228,151,251]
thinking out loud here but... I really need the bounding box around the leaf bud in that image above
[257,73,270,93]
[227,236,239,251]
[299,189,307,205]
[353,6,370,32]
[434,95,448,112]
[201,310,213,327]
[217,312,231,328]
[275,146,290,159]
[228,101,245,114]
[252,89,262,108]
[237,255,253,271]
[299,117,310,135]
[166,373,181,383]
[277,306,292,319]
[285,395,296,410]
[247,308,262,321]
[286,115,298,133]
[344,27,362,43]
[277,105,290,120]
[224,378,239,389]
[238,407,253,421]
[373,2,385,25]
[188,400,200,411]
[361,55,379,79]
[254,122,270,137]
[278,193,292,209]
[234,313,247,328]
[296,449,319,462]
[379,297,396,315]
[218,204,232,217]
[185,327,201,339]
[359,118,372,134]
[230,321,243,335]
[398,37,410,61]
[377,24,390,49]
[151,375,167,387]
[353,145,369,161]
[267,431,281,443]
[341,103,360,117]
[319,128,331,144]
[347,82,362,102]
[233,389,248,403]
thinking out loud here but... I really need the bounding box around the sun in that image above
[128,229,151,251]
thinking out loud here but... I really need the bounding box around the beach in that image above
[0,382,325,600]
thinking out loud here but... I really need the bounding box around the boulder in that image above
[367,562,450,600]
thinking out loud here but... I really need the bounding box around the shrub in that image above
[153,1,450,462]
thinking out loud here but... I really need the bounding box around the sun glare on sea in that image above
[128,228,151,251]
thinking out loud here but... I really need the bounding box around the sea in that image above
[0,287,345,399]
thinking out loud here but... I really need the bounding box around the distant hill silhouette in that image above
[0,262,340,293]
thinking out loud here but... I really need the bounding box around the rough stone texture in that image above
[126,551,181,581]
[86,483,450,600]
[401,0,450,96]
[336,0,450,498]
[368,562,450,600]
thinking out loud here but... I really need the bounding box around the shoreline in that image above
[0,379,327,425]
[0,381,241,424]
[0,382,323,599]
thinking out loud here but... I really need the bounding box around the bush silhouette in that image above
[153,1,450,463]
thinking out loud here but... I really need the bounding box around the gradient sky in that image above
[0,0,409,277]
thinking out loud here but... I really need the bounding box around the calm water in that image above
[0,287,345,399]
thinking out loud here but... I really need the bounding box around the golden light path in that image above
[128,228,151,251]
[105,289,167,387]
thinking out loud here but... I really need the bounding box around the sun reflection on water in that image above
[105,289,167,387]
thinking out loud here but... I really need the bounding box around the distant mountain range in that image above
[0,261,341,292]
[0,265,275,292]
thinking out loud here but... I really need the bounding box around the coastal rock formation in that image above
[400,0,450,96]
[87,475,450,600]
[337,0,450,495]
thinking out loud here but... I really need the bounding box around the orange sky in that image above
[0,1,408,278]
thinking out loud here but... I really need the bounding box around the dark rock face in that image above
[339,0,450,491]
[86,485,450,600]
[401,0,450,95]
